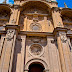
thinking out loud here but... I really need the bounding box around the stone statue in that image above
[64,2,68,8]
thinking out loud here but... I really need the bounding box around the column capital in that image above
[13,5,20,9]
[54,27,68,43]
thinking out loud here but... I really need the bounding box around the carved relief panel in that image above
[26,36,47,58]
[19,2,54,32]
[25,36,50,69]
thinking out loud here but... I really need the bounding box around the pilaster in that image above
[21,35,26,72]
[47,36,61,72]
[0,25,19,72]
[55,27,72,72]
[16,35,26,72]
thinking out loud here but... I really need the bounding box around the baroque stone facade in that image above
[0,0,72,72]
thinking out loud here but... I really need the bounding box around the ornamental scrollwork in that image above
[6,29,15,41]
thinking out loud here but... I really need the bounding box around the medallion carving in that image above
[30,44,42,55]
[28,43,44,57]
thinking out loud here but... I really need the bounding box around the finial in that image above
[3,0,6,4]
[64,2,68,8]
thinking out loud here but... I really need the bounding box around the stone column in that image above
[0,25,19,72]
[52,7,64,28]
[56,28,72,72]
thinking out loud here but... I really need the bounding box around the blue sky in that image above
[0,0,72,8]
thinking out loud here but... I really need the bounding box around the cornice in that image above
[4,25,20,32]
[51,7,61,12]
[19,31,53,37]
[53,27,68,36]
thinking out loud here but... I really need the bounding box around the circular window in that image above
[30,23,41,31]
[29,44,43,56]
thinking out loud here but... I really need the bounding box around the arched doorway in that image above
[28,63,45,72]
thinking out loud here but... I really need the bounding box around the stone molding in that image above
[5,25,20,32]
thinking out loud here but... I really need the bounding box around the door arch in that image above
[28,62,45,72]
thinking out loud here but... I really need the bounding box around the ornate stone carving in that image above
[30,44,43,55]
[59,32,67,43]
[6,29,15,41]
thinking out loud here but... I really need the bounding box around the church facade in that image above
[0,0,72,72]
